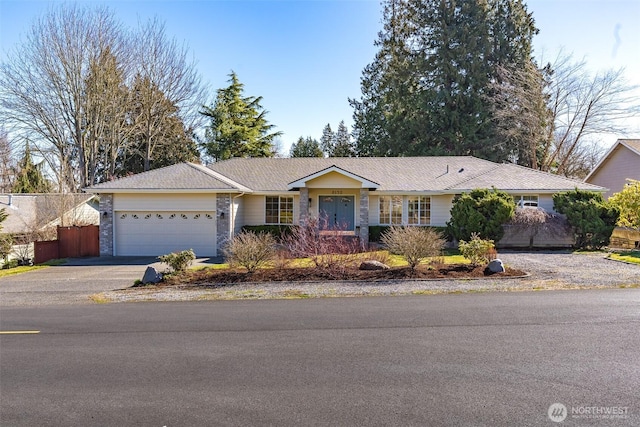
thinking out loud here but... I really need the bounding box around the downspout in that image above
[231,192,245,239]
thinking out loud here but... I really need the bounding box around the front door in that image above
[318,195,355,231]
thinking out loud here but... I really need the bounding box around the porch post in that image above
[99,193,114,256]
[299,188,309,226]
[359,188,369,247]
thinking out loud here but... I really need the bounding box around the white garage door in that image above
[115,211,216,257]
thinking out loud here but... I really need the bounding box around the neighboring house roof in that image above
[0,193,98,235]
[585,139,640,182]
[208,156,604,194]
[86,162,250,193]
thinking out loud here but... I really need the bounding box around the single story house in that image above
[585,139,640,199]
[86,156,606,257]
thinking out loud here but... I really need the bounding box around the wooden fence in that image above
[34,225,99,264]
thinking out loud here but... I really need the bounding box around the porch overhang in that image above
[287,165,380,191]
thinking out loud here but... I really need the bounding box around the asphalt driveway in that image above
[0,257,162,306]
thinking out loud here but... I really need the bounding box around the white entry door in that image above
[115,211,216,257]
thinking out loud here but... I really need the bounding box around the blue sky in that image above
[1,0,638,154]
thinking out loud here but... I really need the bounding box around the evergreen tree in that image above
[351,0,539,160]
[290,137,324,158]
[12,142,52,193]
[331,121,355,157]
[320,124,335,157]
[201,72,282,161]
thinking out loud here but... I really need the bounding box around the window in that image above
[379,196,403,225]
[265,196,294,224]
[515,195,539,208]
[408,196,431,225]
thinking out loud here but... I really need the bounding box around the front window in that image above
[265,196,294,224]
[379,196,403,225]
[515,195,539,208]
[408,196,431,225]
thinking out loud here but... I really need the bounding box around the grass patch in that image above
[89,293,111,304]
[608,251,640,265]
[0,265,48,278]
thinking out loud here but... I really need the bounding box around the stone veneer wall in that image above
[99,194,114,256]
[216,193,231,250]
[299,188,309,226]
[359,189,370,246]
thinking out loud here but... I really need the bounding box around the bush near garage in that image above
[158,249,196,273]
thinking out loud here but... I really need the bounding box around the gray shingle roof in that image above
[0,194,96,234]
[86,162,242,192]
[208,157,604,193]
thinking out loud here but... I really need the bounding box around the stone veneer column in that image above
[359,188,370,248]
[99,194,114,256]
[299,188,309,226]
[216,194,231,251]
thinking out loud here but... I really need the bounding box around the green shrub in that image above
[2,259,18,270]
[458,233,496,266]
[553,189,620,250]
[447,188,515,242]
[158,249,196,272]
[241,225,293,241]
[381,226,445,270]
[223,231,276,273]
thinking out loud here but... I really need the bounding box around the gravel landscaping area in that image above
[94,251,640,303]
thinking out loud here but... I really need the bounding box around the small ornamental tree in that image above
[553,189,620,249]
[609,179,640,230]
[447,188,515,242]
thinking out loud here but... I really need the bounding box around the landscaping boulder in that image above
[142,266,163,284]
[359,260,390,271]
[486,259,505,274]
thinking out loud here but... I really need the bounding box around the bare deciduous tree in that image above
[541,53,640,177]
[0,5,124,190]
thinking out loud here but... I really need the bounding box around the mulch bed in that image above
[153,264,527,287]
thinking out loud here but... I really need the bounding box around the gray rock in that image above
[142,266,163,284]
[359,260,390,271]
[486,259,505,274]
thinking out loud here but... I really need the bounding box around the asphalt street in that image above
[1,290,639,426]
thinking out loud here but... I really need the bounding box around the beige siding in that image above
[305,172,362,188]
[113,193,216,211]
[430,195,454,226]
[587,145,640,198]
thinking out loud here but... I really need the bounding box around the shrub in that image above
[223,231,276,273]
[608,179,640,230]
[381,226,445,270]
[553,189,620,249]
[282,217,361,275]
[158,249,196,273]
[0,233,12,262]
[447,188,515,242]
[507,207,571,249]
[458,233,496,266]
[2,259,18,270]
[241,225,294,241]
